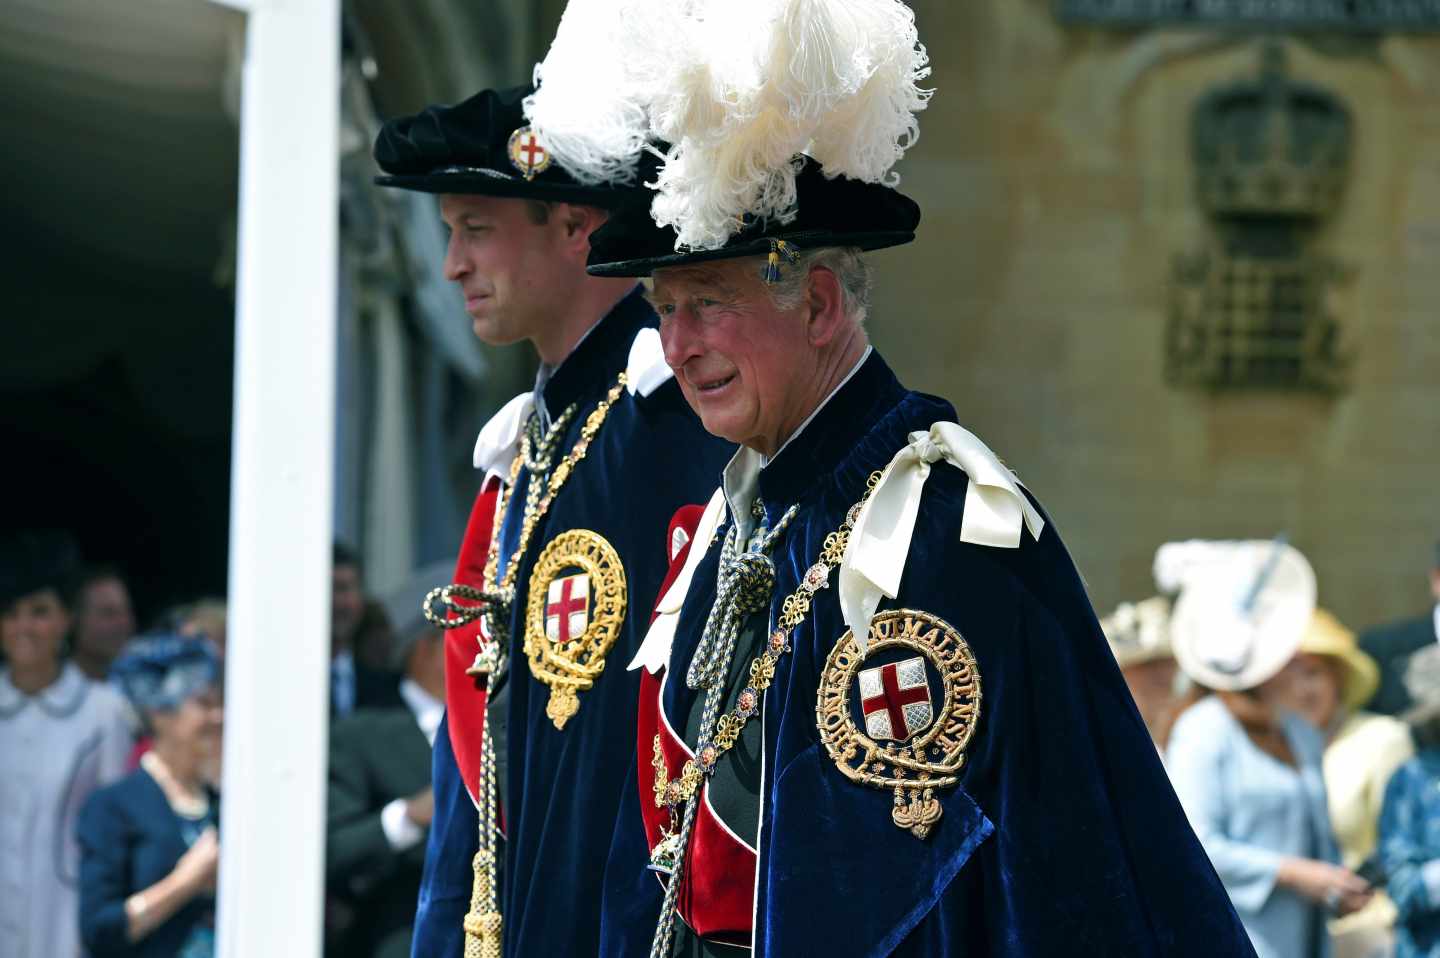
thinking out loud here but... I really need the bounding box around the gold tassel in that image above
[761,238,800,284]
[463,849,503,958]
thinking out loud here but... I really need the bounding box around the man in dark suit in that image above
[325,613,444,958]
[1360,541,1440,715]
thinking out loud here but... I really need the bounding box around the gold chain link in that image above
[424,374,629,630]
[454,372,629,956]
[654,469,885,809]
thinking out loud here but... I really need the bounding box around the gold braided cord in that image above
[652,470,884,810]
[648,471,885,957]
[463,670,504,958]
[489,374,627,596]
[422,374,629,631]
[443,371,628,955]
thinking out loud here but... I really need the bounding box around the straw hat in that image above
[1157,538,1317,692]
[1296,609,1379,713]
[1100,596,1173,669]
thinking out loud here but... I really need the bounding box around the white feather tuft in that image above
[522,0,665,186]
[525,0,930,250]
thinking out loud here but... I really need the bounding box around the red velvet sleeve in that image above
[444,475,503,804]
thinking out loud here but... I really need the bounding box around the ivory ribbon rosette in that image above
[839,423,1045,652]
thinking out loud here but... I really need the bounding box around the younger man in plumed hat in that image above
[524,1,1260,953]
[371,84,732,956]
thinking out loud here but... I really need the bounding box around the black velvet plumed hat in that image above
[586,157,920,278]
[373,85,641,209]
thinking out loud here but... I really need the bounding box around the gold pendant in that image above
[648,827,682,875]
[815,609,982,838]
[524,529,627,729]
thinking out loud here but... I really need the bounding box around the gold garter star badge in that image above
[816,609,982,839]
[524,529,627,729]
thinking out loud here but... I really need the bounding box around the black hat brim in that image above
[587,227,916,277]
[585,157,921,277]
[374,171,637,209]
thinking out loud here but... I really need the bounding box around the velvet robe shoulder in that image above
[623,351,1254,956]
[753,392,1255,956]
[411,287,734,958]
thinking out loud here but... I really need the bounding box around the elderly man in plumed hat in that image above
[371,85,732,957]
[522,1,1259,954]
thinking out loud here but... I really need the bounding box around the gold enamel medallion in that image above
[507,125,552,180]
[816,609,981,839]
[524,529,627,729]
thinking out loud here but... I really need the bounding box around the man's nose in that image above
[442,232,469,282]
[660,309,700,371]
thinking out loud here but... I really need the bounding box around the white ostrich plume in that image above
[525,0,931,250]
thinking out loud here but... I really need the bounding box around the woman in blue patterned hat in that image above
[77,634,223,958]
[1378,647,1440,958]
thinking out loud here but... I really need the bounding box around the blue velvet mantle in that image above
[606,351,1258,956]
[410,288,734,957]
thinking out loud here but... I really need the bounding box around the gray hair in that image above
[763,246,872,323]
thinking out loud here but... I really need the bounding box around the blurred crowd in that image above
[3,527,1438,958]
[0,532,444,958]
[1101,539,1440,958]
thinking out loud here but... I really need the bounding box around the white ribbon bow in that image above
[471,392,534,481]
[839,422,1045,652]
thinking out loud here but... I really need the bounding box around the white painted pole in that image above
[216,0,338,955]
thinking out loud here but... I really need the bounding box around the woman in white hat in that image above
[1280,610,1414,958]
[1162,540,1372,958]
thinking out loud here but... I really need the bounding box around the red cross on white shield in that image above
[508,126,552,179]
[518,133,546,170]
[858,656,933,742]
[545,573,591,644]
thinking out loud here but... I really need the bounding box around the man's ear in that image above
[804,265,847,348]
[559,203,609,250]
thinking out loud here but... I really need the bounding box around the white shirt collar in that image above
[0,662,89,718]
[399,677,445,746]
[719,346,872,542]
[1432,602,1439,644]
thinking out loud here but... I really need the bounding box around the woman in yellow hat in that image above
[1278,609,1415,958]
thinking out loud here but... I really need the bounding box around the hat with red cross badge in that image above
[373,84,645,208]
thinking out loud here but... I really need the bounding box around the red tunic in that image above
[443,475,501,805]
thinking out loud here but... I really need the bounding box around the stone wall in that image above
[867,1,1440,629]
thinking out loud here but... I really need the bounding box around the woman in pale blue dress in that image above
[1159,540,1374,958]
